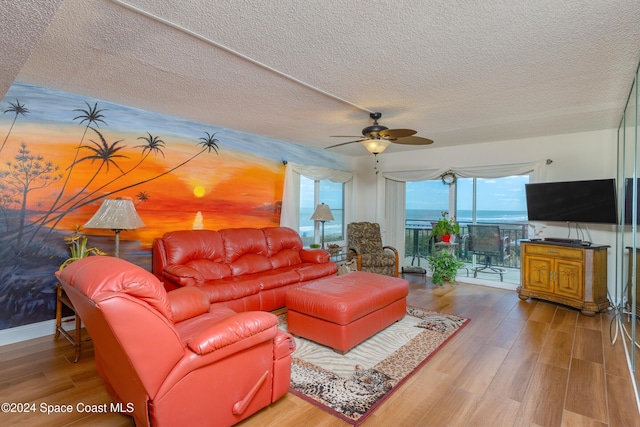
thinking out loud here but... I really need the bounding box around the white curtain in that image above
[381,159,549,183]
[280,162,353,231]
[384,178,406,262]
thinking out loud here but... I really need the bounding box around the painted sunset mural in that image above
[0,82,344,330]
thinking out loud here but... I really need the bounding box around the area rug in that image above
[277,306,470,426]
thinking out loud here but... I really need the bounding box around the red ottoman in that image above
[285,271,409,353]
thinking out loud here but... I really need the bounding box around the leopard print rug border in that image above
[279,306,469,425]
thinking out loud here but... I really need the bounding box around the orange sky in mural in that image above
[3,125,284,242]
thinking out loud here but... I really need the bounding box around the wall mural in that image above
[0,82,345,331]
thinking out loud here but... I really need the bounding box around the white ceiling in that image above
[2,0,640,156]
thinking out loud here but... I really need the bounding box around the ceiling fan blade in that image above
[379,128,416,139]
[393,136,434,145]
[324,139,364,149]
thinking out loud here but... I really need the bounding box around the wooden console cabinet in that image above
[517,241,610,316]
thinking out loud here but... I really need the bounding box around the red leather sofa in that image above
[152,227,338,312]
[56,256,296,427]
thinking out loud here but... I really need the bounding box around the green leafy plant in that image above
[309,243,321,249]
[427,249,465,286]
[432,211,460,237]
[59,226,106,270]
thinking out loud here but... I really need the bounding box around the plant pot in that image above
[441,234,451,243]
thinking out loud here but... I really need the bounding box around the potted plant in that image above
[59,226,106,270]
[427,249,465,286]
[432,211,460,242]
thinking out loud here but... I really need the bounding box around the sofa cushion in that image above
[163,264,204,287]
[220,228,268,263]
[185,259,232,280]
[240,269,301,290]
[263,227,303,257]
[269,249,302,269]
[199,278,262,303]
[163,230,225,265]
[229,253,272,276]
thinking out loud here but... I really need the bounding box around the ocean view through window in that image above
[299,176,344,246]
[405,175,529,283]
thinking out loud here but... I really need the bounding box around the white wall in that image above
[350,128,620,293]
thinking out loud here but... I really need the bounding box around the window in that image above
[405,174,529,276]
[299,176,344,246]
[455,175,529,224]
[406,180,450,222]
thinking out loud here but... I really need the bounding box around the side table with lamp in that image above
[55,197,144,362]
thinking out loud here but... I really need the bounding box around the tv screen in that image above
[525,179,617,224]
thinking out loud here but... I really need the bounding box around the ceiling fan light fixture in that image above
[360,138,390,154]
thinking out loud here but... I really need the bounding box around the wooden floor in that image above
[1,275,640,427]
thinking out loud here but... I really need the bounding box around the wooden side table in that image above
[55,281,82,362]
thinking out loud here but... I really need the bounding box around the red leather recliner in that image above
[55,256,295,427]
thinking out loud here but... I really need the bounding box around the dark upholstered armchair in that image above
[467,224,511,281]
[347,222,399,277]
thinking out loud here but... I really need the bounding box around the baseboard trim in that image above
[0,317,73,346]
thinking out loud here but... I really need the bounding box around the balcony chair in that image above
[467,224,511,281]
[347,222,399,277]
[55,256,295,427]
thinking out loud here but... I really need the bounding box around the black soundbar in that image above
[543,237,583,244]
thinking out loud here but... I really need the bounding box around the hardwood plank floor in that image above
[1,275,639,426]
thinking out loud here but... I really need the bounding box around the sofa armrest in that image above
[163,264,204,287]
[300,249,330,263]
[187,311,278,355]
[167,287,210,323]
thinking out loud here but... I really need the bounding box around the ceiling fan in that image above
[325,112,434,154]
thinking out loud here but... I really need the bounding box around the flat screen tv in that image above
[525,179,617,224]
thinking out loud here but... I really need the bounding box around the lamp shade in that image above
[84,198,145,230]
[310,203,334,222]
[360,139,390,154]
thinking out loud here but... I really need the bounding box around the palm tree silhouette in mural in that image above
[53,102,107,209]
[62,131,165,210]
[0,99,29,156]
[27,127,128,245]
[66,127,128,202]
[0,143,62,247]
[198,132,220,154]
[135,132,166,158]
[136,191,150,204]
[34,127,128,238]
[29,102,108,243]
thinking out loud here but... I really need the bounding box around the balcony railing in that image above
[405,220,529,269]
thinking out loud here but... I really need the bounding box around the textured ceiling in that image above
[3,0,640,156]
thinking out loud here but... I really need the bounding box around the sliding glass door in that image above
[404,175,529,283]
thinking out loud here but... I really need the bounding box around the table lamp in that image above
[84,197,145,258]
[310,203,334,249]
